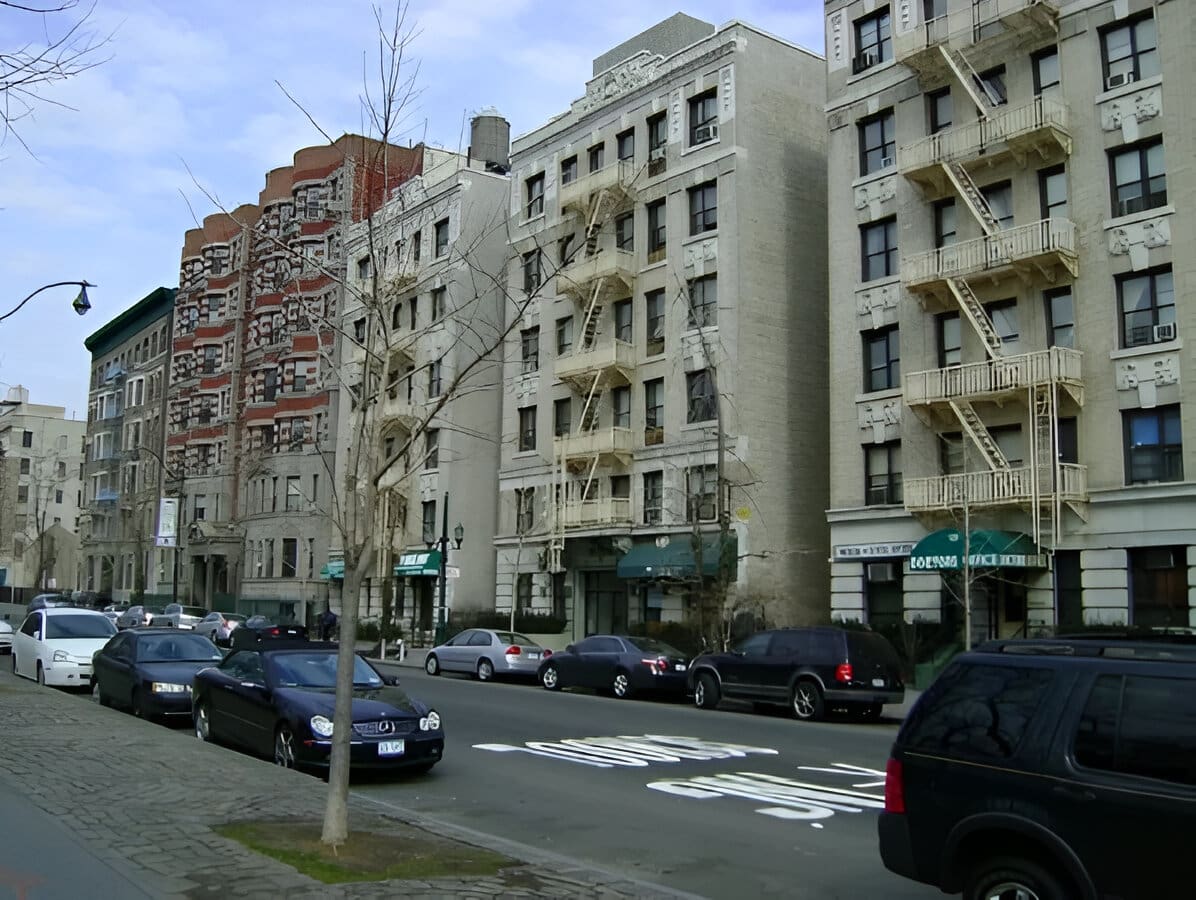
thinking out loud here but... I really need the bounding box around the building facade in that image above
[825,0,1194,641]
[80,287,174,601]
[496,14,829,641]
[0,386,85,592]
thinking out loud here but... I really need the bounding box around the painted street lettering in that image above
[647,770,884,825]
[472,734,779,769]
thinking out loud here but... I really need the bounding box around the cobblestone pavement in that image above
[0,666,698,899]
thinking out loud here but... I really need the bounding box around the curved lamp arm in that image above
[0,281,94,324]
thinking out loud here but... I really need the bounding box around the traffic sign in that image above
[445,566,461,579]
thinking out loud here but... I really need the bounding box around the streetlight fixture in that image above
[424,493,463,643]
[0,280,95,324]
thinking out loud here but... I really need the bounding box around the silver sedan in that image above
[193,611,246,646]
[424,629,549,681]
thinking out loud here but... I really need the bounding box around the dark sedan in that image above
[192,643,444,773]
[93,629,224,719]
[537,634,690,699]
[229,615,308,649]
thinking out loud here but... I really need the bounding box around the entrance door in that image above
[583,571,625,635]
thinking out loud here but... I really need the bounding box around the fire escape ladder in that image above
[937,44,999,115]
[943,162,1000,235]
[1030,384,1060,549]
[949,399,1010,472]
[584,188,614,252]
[946,278,1003,359]
[578,372,604,432]
[579,280,605,351]
[579,454,601,503]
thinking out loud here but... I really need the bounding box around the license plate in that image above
[526,652,539,660]
[378,740,406,756]
[872,678,886,688]
[674,664,687,672]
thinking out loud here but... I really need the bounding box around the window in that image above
[1039,166,1068,220]
[644,378,664,442]
[610,474,630,499]
[516,488,535,535]
[560,155,577,185]
[261,541,274,578]
[1129,547,1189,628]
[427,360,443,397]
[648,112,667,171]
[285,476,302,511]
[1118,267,1174,348]
[642,471,663,525]
[614,299,632,343]
[861,218,898,281]
[424,429,439,469]
[588,143,604,173]
[522,249,542,294]
[525,173,545,218]
[1124,405,1182,484]
[858,110,896,176]
[1045,288,1075,349]
[1101,13,1160,87]
[687,275,718,328]
[553,398,572,437]
[689,181,717,234]
[412,229,421,263]
[975,65,1007,106]
[518,406,537,452]
[685,465,717,522]
[409,296,418,330]
[865,441,903,505]
[927,88,952,134]
[356,256,371,280]
[434,218,449,257]
[431,287,446,320]
[19,458,29,475]
[55,489,63,504]
[558,234,575,266]
[16,485,28,503]
[281,539,297,578]
[391,303,402,330]
[933,199,957,248]
[853,7,891,72]
[864,326,900,392]
[981,181,1013,229]
[986,300,1019,344]
[203,345,218,374]
[193,494,207,521]
[617,129,634,161]
[353,318,366,343]
[21,430,32,448]
[612,386,631,428]
[688,89,717,145]
[1110,139,1167,217]
[556,316,574,355]
[1032,47,1060,93]
[421,500,437,543]
[516,573,533,611]
[615,213,634,251]
[686,369,716,424]
[937,312,961,367]
[647,200,666,262]
[520,327,540,374]
[646,290,665,356]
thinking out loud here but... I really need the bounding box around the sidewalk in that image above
[0,667,696,899]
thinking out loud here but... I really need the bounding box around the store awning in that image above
[394,549,442,577]
[908,529,1046,571]
[616,534,738,579]
[319,560,344,580]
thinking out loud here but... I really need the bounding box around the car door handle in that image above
[1051,785,1096,802]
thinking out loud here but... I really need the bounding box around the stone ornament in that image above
[1100,86,1161,143]
[1116,354,1179,409]
[1108,214,1171,271]
[828,11,845,68]
[575,53,663,115]
[855,177,896,220]
[683,238,718,273]
[858,400,901,443]
[856,283,899,330]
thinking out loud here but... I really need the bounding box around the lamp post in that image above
[0,281,94,324]
[138,444,184,605]
[425,491,463,645]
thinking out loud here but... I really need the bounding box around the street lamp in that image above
[137,444,185,605]
[425,492,463,644]
[0,281,95,324]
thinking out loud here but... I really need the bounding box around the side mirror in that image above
[565,644,575,654]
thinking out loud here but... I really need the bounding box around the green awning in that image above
[908,529,1046,571]
[394,549,442,577]
[617,534,738,579]
[319,560,344,580]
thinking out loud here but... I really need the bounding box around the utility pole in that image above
[962,484,972,652]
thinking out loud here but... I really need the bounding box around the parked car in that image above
[194,611,246,646]
[424,629,549,681]
[92,628,223,719]
[0,619,12,654]
[192,642,444,773]
[537,634,689,699]
[27,593,72,613]
[229,616,308,649]
[687,626,904,721]
[115,605,166,629]
[879,637,1196,900]
[11,608,117,687]
[156,603,209,630]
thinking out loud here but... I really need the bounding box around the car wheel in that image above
[791,680,824,721]
[693,672,720,710]
[274,724,296,768]
[477,658,494,682]
[194,701,212,742]
[424,654,440,676]
[611,669,632,699]
[541,664,560,691]
[10,653,16,676]
[94,679,111,707]
[36,662,46,686]
[131,688,146,719]
[963,855,1071,900]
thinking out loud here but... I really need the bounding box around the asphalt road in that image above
[358,667,940,900]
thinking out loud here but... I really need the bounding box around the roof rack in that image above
[977,638,1196,663]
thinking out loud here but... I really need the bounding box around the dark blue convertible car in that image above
[192,642,443,773]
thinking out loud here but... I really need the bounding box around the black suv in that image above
[687,627,904,720]
[879,638,1196,900]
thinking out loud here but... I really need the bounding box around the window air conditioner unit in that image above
[1106,72,1134,90]
[649,147,666,162]
[1119,195,1146,217]
[853,50,879,74]
[880,155,895,169]
[1153,322,1176,343]
[693,124,718,144]
[867,562,897,582]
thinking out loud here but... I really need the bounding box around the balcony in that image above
[903,219,1078,295]
[561,497,632,530]
[555,427,634,468]
[901,98,1071,190]
[555,339,636,388]
[95,488,120,504]
[559,161,636,218]
[380,389,419,427]
[895,0,1061,78]
[904,463,1087,513]
[905,347,1083,408]
[557,248,636,301]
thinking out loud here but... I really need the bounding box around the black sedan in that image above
[229,615,308,649]
[92,628,224,719]
[192,642,444,773]
[537,634,690,699]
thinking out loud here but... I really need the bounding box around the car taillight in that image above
[505,645,521,656]
[641,657,667,674]
[542,648,552,657]
[884,758,905,814]
[269,627,280,636]
[835,662,853,683]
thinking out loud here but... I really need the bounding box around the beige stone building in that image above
[496,14,829,641]
[825,0,1193,642]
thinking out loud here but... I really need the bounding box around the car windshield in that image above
[495,632,536,646]
[45,615,117,639]
[138,634,223,662]
[268,652,384,689]
[181,606,207,617]
[246,616,272,628]
[627,637,685,657]
[144,606,166,615]
[224,614,247,622]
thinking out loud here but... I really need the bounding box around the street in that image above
[357,667,939,900]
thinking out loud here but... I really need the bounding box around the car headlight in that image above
[52,650,70,662]
[420,710,441,732]
[310,715,334,737]
[151,682,190,693]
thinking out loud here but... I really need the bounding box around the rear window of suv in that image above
[903,662,1054,761]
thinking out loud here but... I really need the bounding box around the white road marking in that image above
[472,734,779,769]
[646,771,885,824]
[796,763,887,789]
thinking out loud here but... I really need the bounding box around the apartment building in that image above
[336,116,511,635]
[825,0,1193,642]
[80,287,174,601]
[167,135,419,618]
[496,14,829,641]
[0,386,85,591]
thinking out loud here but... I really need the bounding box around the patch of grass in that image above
[214,820,515,885]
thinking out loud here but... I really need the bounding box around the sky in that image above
[0,0,824,418]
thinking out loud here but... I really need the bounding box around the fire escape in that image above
[895,0,1085,549]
